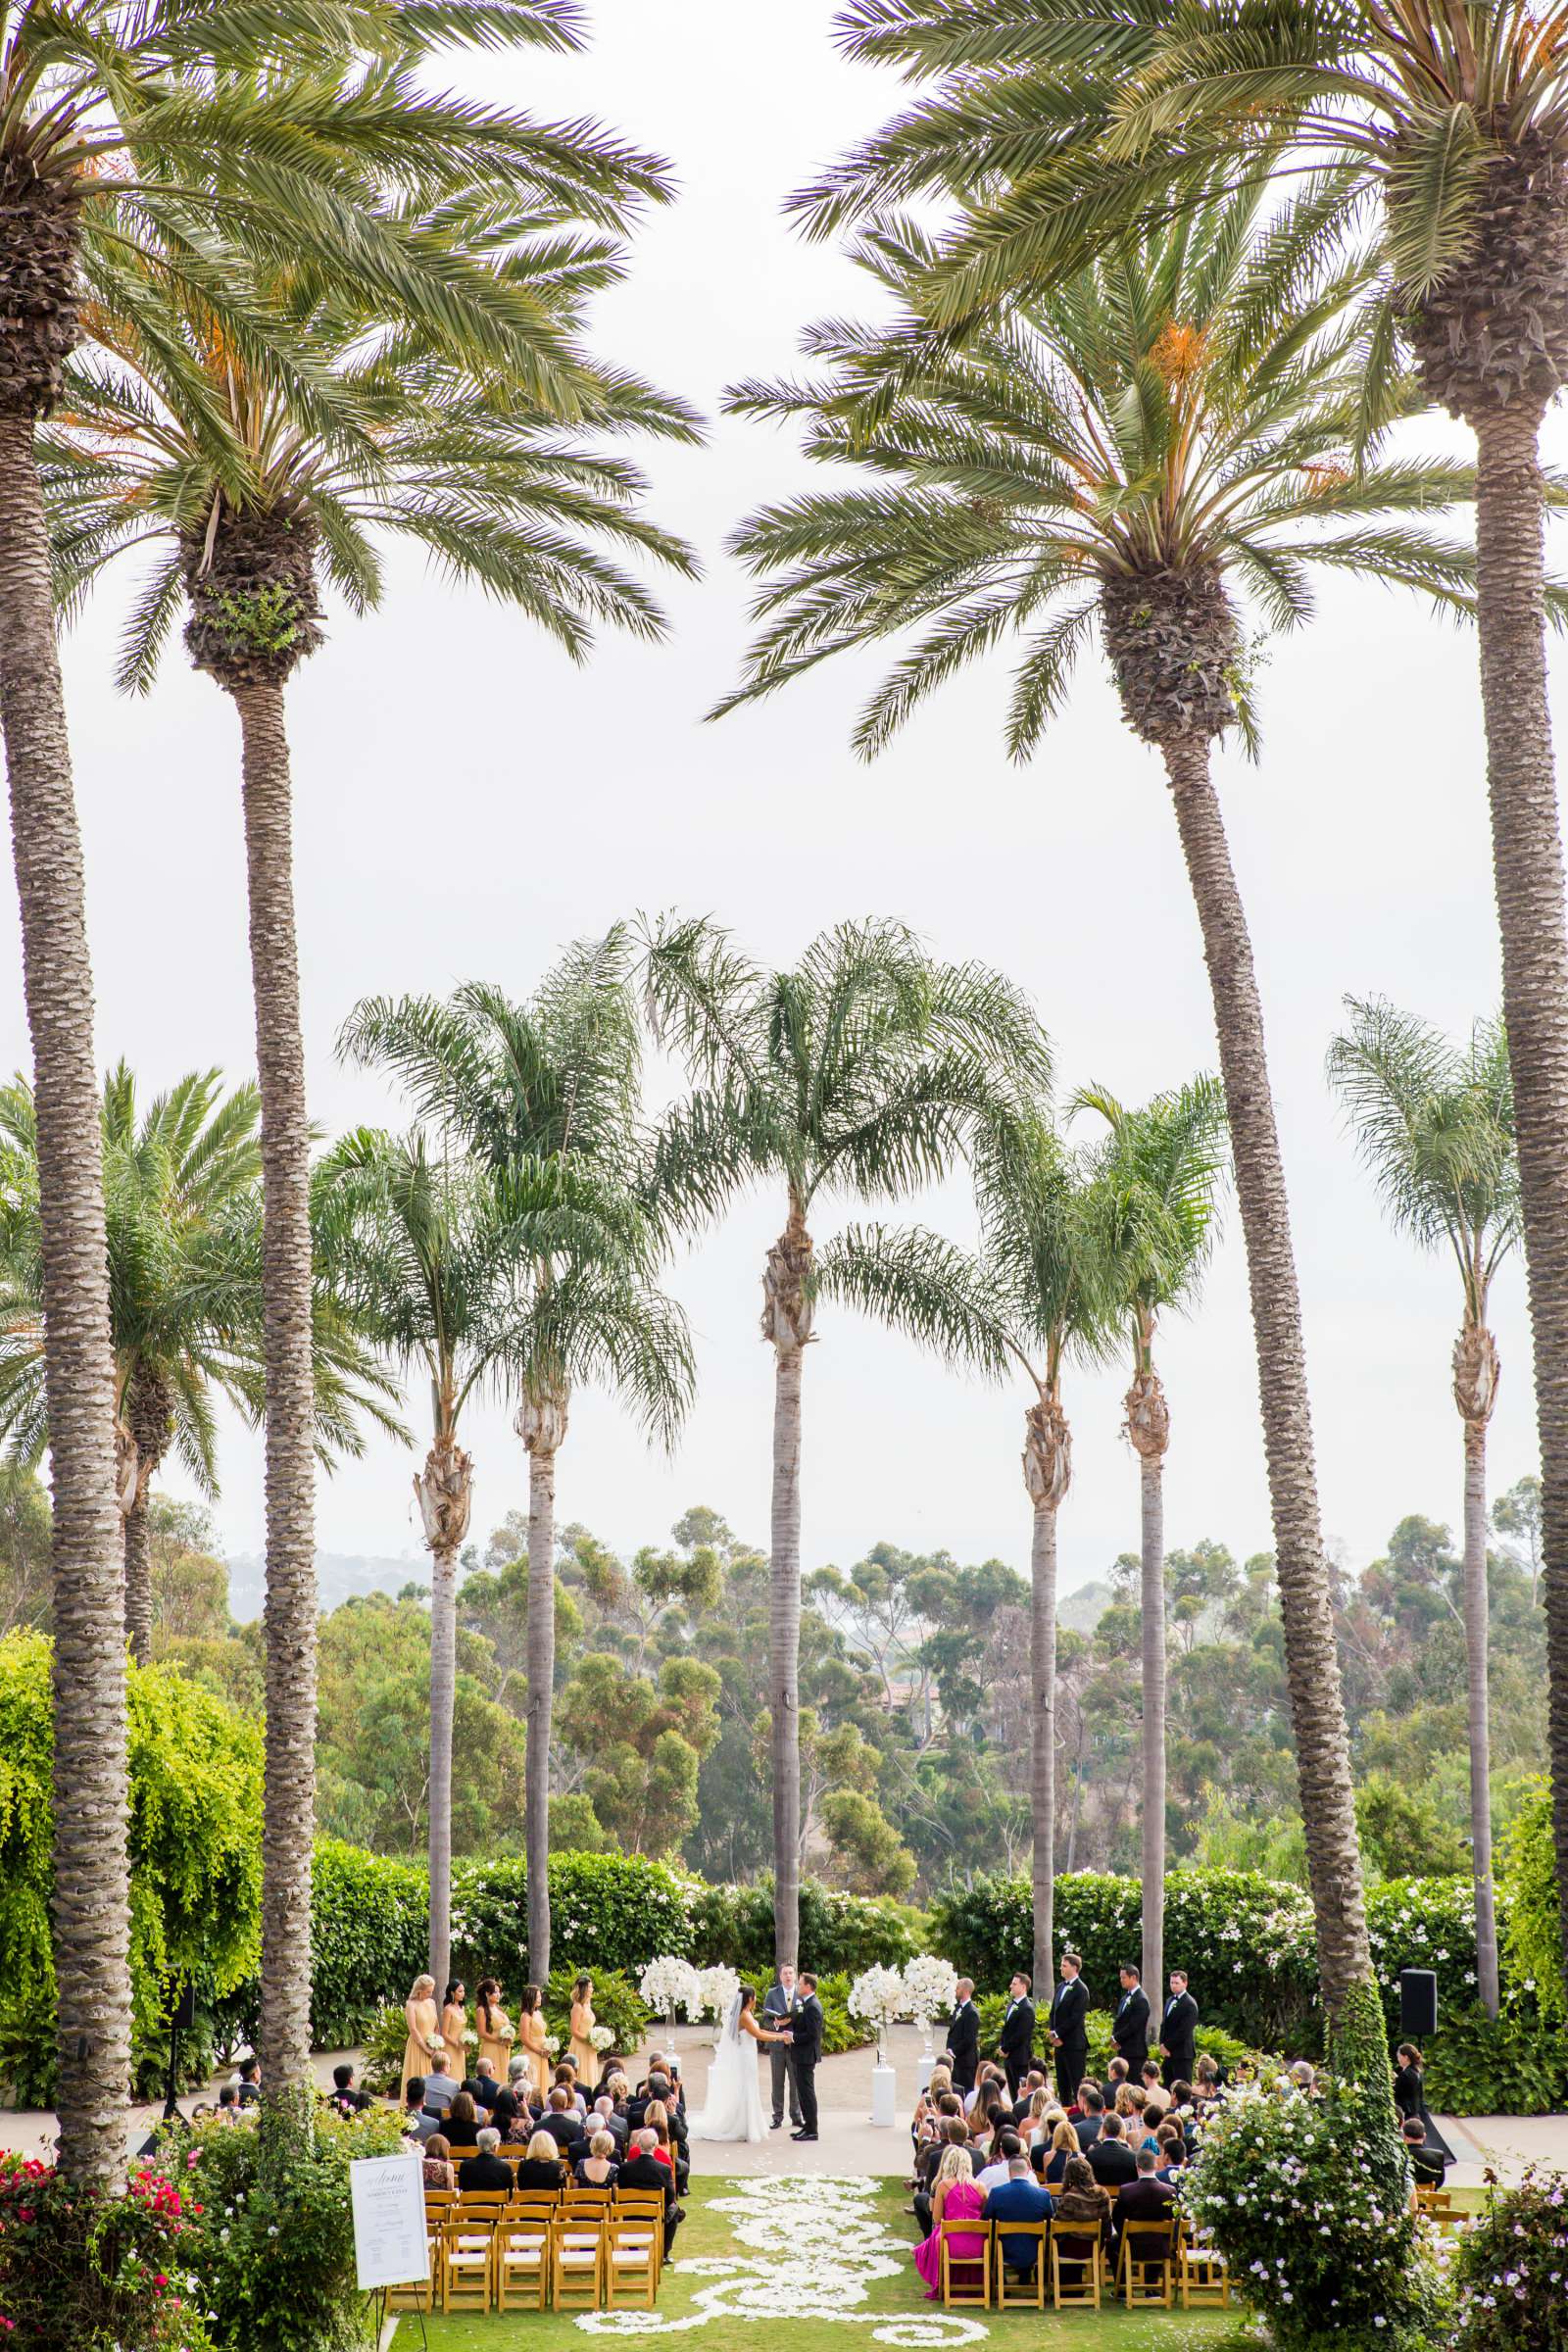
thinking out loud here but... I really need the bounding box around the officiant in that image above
[762,1963,803,2132]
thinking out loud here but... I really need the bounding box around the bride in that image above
[689,1984,792,2144]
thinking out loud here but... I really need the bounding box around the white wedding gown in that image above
[689,1994,767,2143]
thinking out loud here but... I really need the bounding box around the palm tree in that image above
[339,934,694,1983]
[1328,997,1520,2016]
[811,0,1568,2012]
[318,1126,643,1994]
[713,188,1482,2022]
[0,0,679,2129]
[639,914,1051,1967]
[1075,1078,1228,2000]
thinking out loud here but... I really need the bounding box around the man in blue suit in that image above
[982,2152,1054,2279]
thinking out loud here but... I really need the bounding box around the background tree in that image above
[639,913,1050,1966]
[716,187,1485,2029]
[340,934,693,1980]
[1076,1077,1228,1997]
[1329,997,1520,2015]
[811,0,1568,2020]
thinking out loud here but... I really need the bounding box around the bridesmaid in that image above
[476,1977,514,2080]
[441,1980,468,2079]
[568,1974,599,2090]
[516,1984,548,2100]
[401,1973,443,2101]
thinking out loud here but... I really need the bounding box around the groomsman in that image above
[1157,1969,1199,2088]
[1047,1950,1089,2106]
[945,1979,980,2096]
[998,1972,1037,2097]
[1111,1963,1151,2075]
[763,1964,802,2131]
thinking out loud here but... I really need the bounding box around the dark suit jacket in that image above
[540,2112,585,2153]
[1111,1986,1152,2071]
[999,1998,1036,2075]
[618,2153,676,2216]
[1073,2114,1104,2150]
[463,2075,500,2109]
[458,2152,514,2194]
[789,1995,823,2068]
[1048,1977,1089,2056]
[1088,2137,1139,2189]
[1114,2176,1176,2242]
[983,2179,1054,2272]
[945,2000,980,2088]
[1157,1991,1199,2081]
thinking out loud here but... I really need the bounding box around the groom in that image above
[788,1972,823,2143]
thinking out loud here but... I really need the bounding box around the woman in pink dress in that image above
[912,2145,985,2297]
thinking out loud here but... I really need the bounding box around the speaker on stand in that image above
[1398,1970,1438,2037]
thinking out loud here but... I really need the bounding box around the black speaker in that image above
[1398,1969,1438,2036]
[170,1979,197,2032]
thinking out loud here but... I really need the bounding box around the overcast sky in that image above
[6,3,1559,1597]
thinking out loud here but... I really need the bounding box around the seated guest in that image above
[1074,2086,1105,2149]
[443,2090,479,2146]
[911,2070,952,2148]
[1193,2055,1221,2107]
[514,2130,566,2192]
[458,2126,514,2194]
[540,2087,585,2153]
[1011,2068,1049,2128]
[490,2088,526,2144]
[422,2056,461,2117]
[1068,2079,1095,2121]
[237,2058,262,2108]
[1402,2116,1448,2190]
[1287,2060,1318,2096]
[1044,2118,1079,2185]
[976,2129,1021,2197]
[620,2128,680,2256]
[912,2147,984,2299]
[422,2132,456,2192]
[913,2118,967,2236]
[1088,2113,1138,2189]
[644,2100,677,2174]
[1140,2059,1164,2098]
[464,2057,500,2109]
[983,2150,1054,2278]
[575,2129,619,2190]
[1155,2122,1187,2180]
[214,2083,241,2125]
[594,2094,629,2149]
[1113,2148,1176,2254]
[1020,2087,1053,2147]
[402,2077,437,2144]
[554,2060,589,2117]
[1102,2057,1129,2110]
[328,2062,370,2116]
[664,2056,687,2114]
[1053,2153,1112,2253]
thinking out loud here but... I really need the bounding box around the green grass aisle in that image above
[395,2176,1254,2351]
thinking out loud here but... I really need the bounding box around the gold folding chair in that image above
[440,2218,495,2315]
[1050,2221,1102,2310]
[1116,2219,1174,2308]
[607,2217,660,2308]
[992,2218,1048,2308]
[613,2192,666,2284]
[940,2218,991,2310]
[495,2210,551,2311]
[551,2216,605,2311]
[1178,2223,1230,2310]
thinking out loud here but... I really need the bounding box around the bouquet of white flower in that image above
[542,2033,561,2059]
[590,2025,614,2053]
[902,1955,958,2038]
[689,1963,740,2024]
[638,1955,700,2025]
[848,1963,906,2058]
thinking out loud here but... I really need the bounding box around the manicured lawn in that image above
[394,2177,1253,2350]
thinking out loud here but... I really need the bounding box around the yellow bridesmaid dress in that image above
[518,2008,549,2099]
[477,2001,514,2081]
[568,1999,598,2090]
[442,2001,468,2077]
[401,1994,441,2100]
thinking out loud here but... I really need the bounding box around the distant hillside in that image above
[224,1549,427,1623]
[1058,1578,1112,1635]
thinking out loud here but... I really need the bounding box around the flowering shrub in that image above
[1179,2082,1446,2350]
[0,2149,212,2350]
[687,1876,920,1976]
[1424,2002,1568,2117]
[1448,2167,1568,2351]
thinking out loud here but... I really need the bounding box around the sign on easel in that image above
[350,2153,429,2289]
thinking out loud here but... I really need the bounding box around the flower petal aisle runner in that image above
[576,2177,989,2346]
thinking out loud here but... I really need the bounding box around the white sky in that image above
[6,2,1560,1596]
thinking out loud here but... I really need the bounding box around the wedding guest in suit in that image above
[539,2087,586,2154]
[1087,2114,1138,2190]
[422,2062,461,2121]
[460,2126,514,2193]
[1102,2056,1130,2109]
[1048,1951,1090,2105]
[1073,2086,1106,2149]
[945,1980,980,2096]
[402,2077,436,2144]
[620,2129,680,2256]
[763,1963,803,2131]
[236,2057,262,2109]
[983,2150,1055,2280]
[329,2062,370,2116]
[1157,1970,1199,2087]
[1112,1965,1152,2075]
[790,1973,824,2142]
[998,1973,1037,2097]
[1402,2116,1448,2190]
[463,2057,500,2110]
[1113,2148,1176,2261]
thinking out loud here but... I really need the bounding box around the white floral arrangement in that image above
[688,1963,740,2023]
[590,2025,614,2053]
[901,1955,957,2034]
[639,1954,700,2022]
[847,1963,906,2050]
[463,2029,479,2049]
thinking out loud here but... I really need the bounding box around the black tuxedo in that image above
[789,1993,823,2136]
[1088,2136,1138,2190]
[999,1996,1036,2094]
[1157,1989,1198,2087]
[1047,1975,1089,2104]
[945,1998,980,2093]
[1111,1984,1151,2073]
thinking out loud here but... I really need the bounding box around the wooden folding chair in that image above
[551,2217,605,2311]
[1116,2219,1175,2308]
[1050,2221,1102,2310]
[1177,2223,1230,2310]
[992,2218,1048,2308]
[613,2192,666,2284]
[440,2218,495,2315]
[495,2210,551,2312]
[940,2218,991,2309]
[607,2217,660,2309]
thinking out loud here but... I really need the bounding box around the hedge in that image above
[687,1877,922,1978]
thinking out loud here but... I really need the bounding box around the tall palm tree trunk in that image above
[122,1493,153,1668]
[1138,1444,1166,1999]
[232,676,318,2094]
[1162,737,1373,2011]
[769,1339,805,1970]
[428,1540,459,1997]
[1471,404,1568,2000]
[1023,1389,1069,1990]
[520,1393,566,1984]
[0,408,130,2182]
[1460,1395,1500,2018]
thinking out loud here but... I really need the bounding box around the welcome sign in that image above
[349,2153,429,2290]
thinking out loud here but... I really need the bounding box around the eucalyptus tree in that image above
[1328,997,1520,2016]
[638,914,1050,1967]
[811,0,1568,2009]
[1075,1077,1228,1999]
[318,1125,647,1994]
[715,187,1485,2023]
[817,1115,1116,1984]
[339,934,693,1982]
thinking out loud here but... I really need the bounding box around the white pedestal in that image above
[870,2062,898,2129]
[914,2052,937,2095]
